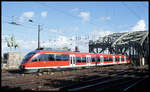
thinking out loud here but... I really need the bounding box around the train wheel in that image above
[37,69,41,73]
[26,69,39,73]
[47,69,52,72]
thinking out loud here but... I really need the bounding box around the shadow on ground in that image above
[1,86,34,91]
[7,69,22,74]
[43,71,149,91]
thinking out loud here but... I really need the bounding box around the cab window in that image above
[31,55,39,62]
[31,54,50,62]
[22,52,35,64]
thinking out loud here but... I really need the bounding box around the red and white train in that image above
[19,48,130,72]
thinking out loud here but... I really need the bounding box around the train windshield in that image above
[21,52,36,64]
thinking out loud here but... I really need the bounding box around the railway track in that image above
[15,67,136,85]
[59,69,148,91]
[2,65,148,91]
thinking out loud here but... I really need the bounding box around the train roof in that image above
[30,48,126,56]
[35,47,72,52]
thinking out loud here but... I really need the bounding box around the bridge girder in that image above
[89,31,149,57]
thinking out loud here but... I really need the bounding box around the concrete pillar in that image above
[138,51,141,66]
[4,52,24,69]
[142,57,145,66]
[140,57,142,66]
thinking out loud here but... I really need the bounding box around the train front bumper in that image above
[19,65,25,71]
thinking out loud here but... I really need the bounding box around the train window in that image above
[121,57,124,61]
[45,54,50,61]
[100,56,104,62]
[118,57,120,61]
[92,57,95,62]
[31,55,40,62]
[82,57,86,62]
[108,57,110,61]
[104,57,108,61]
[48,54,55,61]
[38,54,49,61]
[116,57,119,61]
[31,57,39,62]
[104,57,112,61]
[76,57,82,63]
[126,56,128,60]
[31,54,53,62]
[56,54,62,61]
[62,54,69,61]
[95,57,98,62]
[24,52,36,63]
[38,54,43,61]
[97,57,100,62]
[86,57,91,63]
[109,57,113,61]
[92,57,97,62]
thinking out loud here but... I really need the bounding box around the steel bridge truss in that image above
[89,31,149,65]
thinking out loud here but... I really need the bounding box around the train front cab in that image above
[19,51,37,71]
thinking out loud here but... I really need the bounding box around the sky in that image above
[2,1,149,56]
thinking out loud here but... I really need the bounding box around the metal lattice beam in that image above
[89,31,149,58]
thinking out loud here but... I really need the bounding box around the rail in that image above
[60,69,148,91]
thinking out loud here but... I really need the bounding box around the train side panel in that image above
[20,50,131,70]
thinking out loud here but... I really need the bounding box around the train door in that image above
[124,56,126,63]
[100,56,104,64]
[113,56,115,63]
[119,56,122,63]
[86,55,91,66]
[70,55,76,67]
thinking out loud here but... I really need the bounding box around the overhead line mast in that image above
[38,24,41,49]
